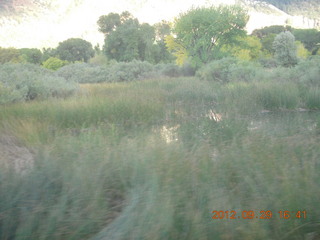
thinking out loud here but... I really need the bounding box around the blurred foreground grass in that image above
[0,77,319,240]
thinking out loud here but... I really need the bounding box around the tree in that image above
[99,12,157,62]
[41,48,57,62]
[0,47,22,63]
[167,5,249,66]
[19,48,42,64]
[56,38,95,63]
[273,31,298,67]
[252,25,291,39]
[165,35,188,65]
[296,41,311,58]
[97,13,121,35]
[260,33,277,56]
[293,28,320,54]
[221,36,263,60]
[152,20,174,63]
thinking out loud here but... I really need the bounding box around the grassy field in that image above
[0,77,320,240]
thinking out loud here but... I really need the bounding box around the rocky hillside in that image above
[0,0,319,48]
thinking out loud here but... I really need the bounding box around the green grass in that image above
[0,77,320,240]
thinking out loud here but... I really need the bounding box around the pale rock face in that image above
[0,0,318,48]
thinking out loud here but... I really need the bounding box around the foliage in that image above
[170,5,249,66]
[0,63,77,104]
[97,12,121,35]
[293,56,320,86]
[56,38,95,63]
[293,28,320,54]
[19,48,42,64]
[56,63,109,83]
[164,35,188,65]
[41,47,57,62]
[154,62,196,78]
[296,41,311,58]
[260,33,277,56]
[273,31,298,67]
[0,47,22,63]
[104,60,154,82]
[252,25,290,38]
[222,35,263,60]
[196,57,261,83]
[56,61,156,83]
[99,12,172,63]
[42,57,68,71]
[89,54,109,66]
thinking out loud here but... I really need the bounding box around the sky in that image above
[0,0,239,48]
[0,0,313,49]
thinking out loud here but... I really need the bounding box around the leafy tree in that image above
[165,35,189,65]
[41,47,57,62]
[97,13,121,35]
[154,20,171,41]
[260,33,277,56]
[292,28,320,54]
[99,12,159,62]
[221,36,263,60]
[0,47,22,63]
[56,38,95,63]
[168,5,249,66]
[252,25,291,38]
[42,57,68,70]
[152,20,174,63]
[296,41,311,58]
[273,31,298,67]
[19,48,42,64]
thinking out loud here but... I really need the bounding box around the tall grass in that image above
[1,76,320,240]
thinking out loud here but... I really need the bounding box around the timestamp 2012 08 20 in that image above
[212,210,307,220]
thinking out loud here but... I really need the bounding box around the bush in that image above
[293,56,320,87]
[258,57,278,68]
[196,58,262,83]
[196,57,238,83]
[273,31,298,67]
[154,63,181,77]
[42,57,68,70]
[56,63,109,83]
[0,64,78,104]
[57,61,156,83]
[105,60,154,82]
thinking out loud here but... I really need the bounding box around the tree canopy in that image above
[98,12,173,63]
[56,38,95,63]
[167,5,249,66]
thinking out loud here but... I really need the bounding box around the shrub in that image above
[154,63,181,77]
[105,60,154,82]
[258,57,278,68]
[273,31,298,67]
[228,61,262,82]
[56,63,109,83]
[0,64,77,104]
[196,57,238,83]
[42,57,68,70]
[293,56,320,87]
[197,58,261,83]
